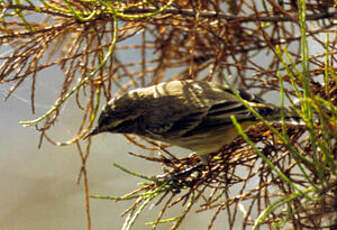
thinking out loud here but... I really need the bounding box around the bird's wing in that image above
[181,100,255,137]
[142,102,209,139]
[140,80,261,139]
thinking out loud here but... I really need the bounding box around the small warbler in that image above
[85,80,298,164]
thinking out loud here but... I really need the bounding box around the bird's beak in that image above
[83,127,100,140]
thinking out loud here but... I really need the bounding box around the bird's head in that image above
[84,93,143,139]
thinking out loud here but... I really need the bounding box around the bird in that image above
[85,80,299,164]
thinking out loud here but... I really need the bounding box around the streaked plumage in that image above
[86,80,298,163]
